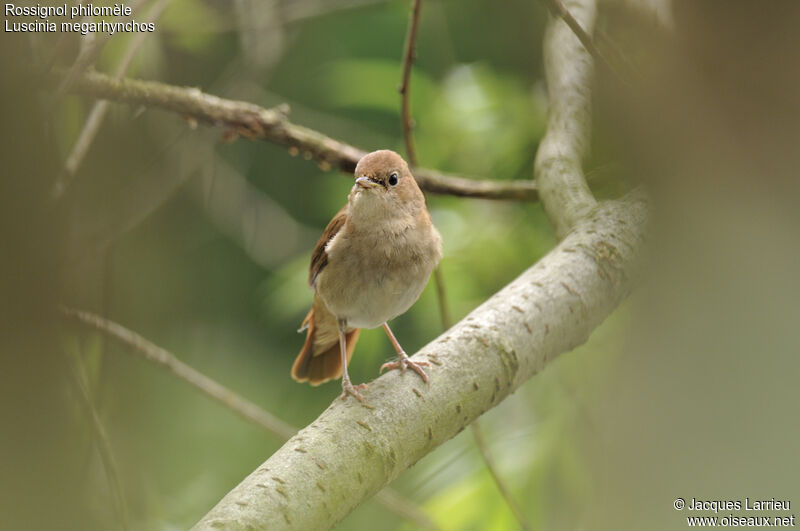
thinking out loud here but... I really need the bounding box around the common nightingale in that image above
[292,150,442,402]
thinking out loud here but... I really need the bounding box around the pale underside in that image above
[314,186,442,330]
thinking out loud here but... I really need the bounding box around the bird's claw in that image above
[380,354,430,384]
[339,381,369,404]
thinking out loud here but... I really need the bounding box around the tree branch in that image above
[61,307,298,441]
[54,0,172,199]
[398,9,527,520]
[541,0,607,75]
[535,0,598,237]
[194,189,647,529]
[57,71,539,202]
[53,0,148,102]
[68,352,130,530]
[396,0,454,347]
[399,0,422,167]
[470,422,530,531]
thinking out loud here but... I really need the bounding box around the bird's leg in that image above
[379,322,430,384]
[338,319,368,403]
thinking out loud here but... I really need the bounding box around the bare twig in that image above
[399,0,423,167]
[399,10,534,524]
[541,0,605,71]
[54,0,172,199]
[373,489,440,531]
[432,266,452,330]
[61,307,297,440]
[56,71,538,201]
[540,0,631,84]
[471,422,531,531]
[53,0,148,102]
[397,0,453,338]
[60,307,440,530]
[68,352,130,530]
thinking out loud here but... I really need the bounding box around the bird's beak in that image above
[355,176,379,189]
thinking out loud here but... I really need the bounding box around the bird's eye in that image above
[388,173,399,186]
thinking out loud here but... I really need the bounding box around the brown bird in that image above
[291,150,442,402]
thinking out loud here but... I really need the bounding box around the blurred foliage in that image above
[1,0,643,529]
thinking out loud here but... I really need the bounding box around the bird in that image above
[291,150,442,402]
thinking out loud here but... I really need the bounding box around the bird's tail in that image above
[291,296,360,386]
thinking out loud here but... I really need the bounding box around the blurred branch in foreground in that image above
[60,307,441,531]
[56,71,539,201]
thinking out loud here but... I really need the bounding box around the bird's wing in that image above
[309,205,348,288]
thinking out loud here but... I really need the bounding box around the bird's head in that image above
[349,150,424,220]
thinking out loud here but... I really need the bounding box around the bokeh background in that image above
[2,0,799,529]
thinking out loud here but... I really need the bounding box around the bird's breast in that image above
[314,222,441,329]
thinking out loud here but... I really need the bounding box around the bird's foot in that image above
[380,352,430,384]
[339,380,369,404]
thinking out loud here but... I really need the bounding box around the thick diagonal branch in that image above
[59,71,538,201]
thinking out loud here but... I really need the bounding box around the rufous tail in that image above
[291,295,360,386]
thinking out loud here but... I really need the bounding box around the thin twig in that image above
[397,0,452,336]
[432,267,452,330]
[54,71,538,201]
[373,489,441,531]
[541,0,604,69]
[60,307,440,531]
[399,0,423,167]
[398,10,526,523]
[398,7,528,525]
[54,0,172,199]
[471,422,532,531]
[52,0,148,102]
[68,351,130,531]
[61,307,297,440]
[540,0,630,83]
